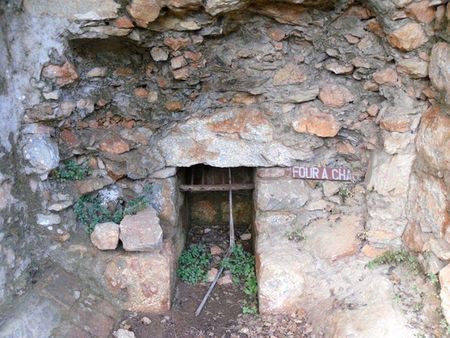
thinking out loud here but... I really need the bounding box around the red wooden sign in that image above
[292,166,352,181]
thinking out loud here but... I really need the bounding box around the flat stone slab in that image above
[0,266,120,338]
[119,207,163,252]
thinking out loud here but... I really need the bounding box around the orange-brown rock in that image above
[373,68,398,85]
[172,67,190,80]
[134,87,149,98]
[367,104,379,117]
[273,63,307,86]
[319,84,354,108]
[416,105,450,172]
[42,62,78,86]
[114,67,134,77]
[207,109,273,141]
[99,135,130,154]
[292,105,340,137]
[170,56,187,70]
[267,28,286,41]
[406,0,436,23]
[367,19,385,37]
[402,222,426,252]
[387,23,428,51]
[114,16,134,28]
[163,37,191,51]
[165,101,184,111]
[379,116,412,132]
[127,0,161,28]
[232,93,258,105]
[60,129,80,148]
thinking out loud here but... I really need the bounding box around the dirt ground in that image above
[116,223,314,337]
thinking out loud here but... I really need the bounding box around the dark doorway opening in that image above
[180,165,254,237]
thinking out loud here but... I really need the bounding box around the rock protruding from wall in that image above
[91,222,120,250]
[119,208,163,252]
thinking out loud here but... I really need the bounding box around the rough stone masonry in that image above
[0,0,449,336]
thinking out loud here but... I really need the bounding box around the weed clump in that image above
[74,195,149,234]
[74,195,121,234]
[367,250,420,273]
[222,245,258,314]
[177,244,212,285]
[53,160,92,181]
[286,228,306,242]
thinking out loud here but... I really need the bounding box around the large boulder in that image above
[257,247,305,314]
[119,208,163,252]
[104,251,172,313]
[158,108,313,167]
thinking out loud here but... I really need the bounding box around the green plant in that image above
[123,196,148,216]
[53,159,92,181]
[413,301,424,312]
[441,318,450,335]
[74,193,151,234]
[74,195,116,234]
[392,292,402,304]
[177,244,212,285]
[221,245,258,314]
[427,272,439,288]
[286,228,306,242]
[356,231,368,242]
[338,186,352,203]
[367,250,420,274]
[242,302,258,315]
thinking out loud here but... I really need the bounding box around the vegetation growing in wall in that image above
[367,250,420,274]
[123,196,148,216]
[338,186,352,204]
[74,194,149,234]
[177,244,212,284]
[222,245,258,314]
[74,195,121,234]
[285,228,306,242]
[53,159,92,181]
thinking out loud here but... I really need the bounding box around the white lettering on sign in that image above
[292,166,352,181]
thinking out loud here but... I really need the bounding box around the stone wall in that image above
[0,0,449,329]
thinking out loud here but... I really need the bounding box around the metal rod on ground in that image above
[195,249,231,316]
[195,167,236,316]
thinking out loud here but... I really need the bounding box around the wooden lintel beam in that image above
[179,183,254,192]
